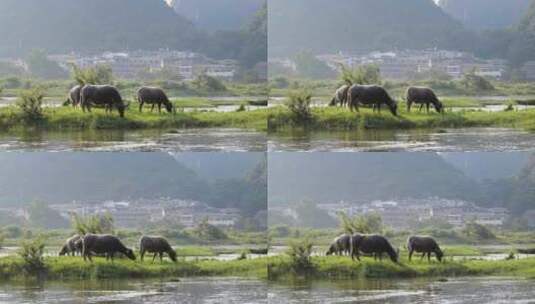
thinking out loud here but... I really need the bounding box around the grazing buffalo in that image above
[350,234,398,263]
[137,87,173,113]
[406,86,443,113]
[326,234,351,256]
[80,85,127,117]
[59,234,82,256]
[81,234,136,262]
[407,236,443,262]
[139,236,177,262]
[347,85,398,116]
[68,85,82,107]
[329,85,350,107]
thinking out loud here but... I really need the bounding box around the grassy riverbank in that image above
[0,107,268,131]
[267,255,535,281]
[0,256,268,281]
[267,106,535,132]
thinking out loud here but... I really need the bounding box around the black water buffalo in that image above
[80,85,126,117]
[326,234,351,256]
[406,86,443,113]
[81,234,136,262]
[137,87,173,113]
[68,85,82,107]
[347,85,398,116]
[139,236,177,262]
[407,236,443,262]
[350,234,398,263]
[329,85,350,107]
[59,234,82,256]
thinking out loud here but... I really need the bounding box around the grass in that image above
[267,105,535,132]
[0,255,268,281]
[0,106,268,132]
[268,255,535,281]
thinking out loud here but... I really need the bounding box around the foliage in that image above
[16,87,45,122]
[462,221,496,240]
[193,218,228,241]
[461,70,495,91]
[71,64,113,85]
[72,213,114,235]
[17,236,46,274]
[340,64,381,86]
[191,74,227,92]
[293,51,335,79]
[28,201,69,229]
[339,212,384,234]
[286,238,314,272]
[25,49,67,79]
[285,89,312,122]
[2,225,23,239]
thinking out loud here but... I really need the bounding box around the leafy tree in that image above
[28,201,69,229]
[340,64,381,85]
[193,218,228,241]
[339,212,384,234]
[286,238,313,272]
[462,220,496,240]
[191,73,227,92]
[72,213,114,235]
[16,87,45,122]
[294,51,335,79]
[71,64,113,85]
[26,49,66,79]
[461,69,495,91]
[285,89,313,122]
[17,236,46,274]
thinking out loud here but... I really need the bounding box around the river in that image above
[268,277,535,304]
[0,277,267,303]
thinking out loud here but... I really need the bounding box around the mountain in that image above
[268,153,480,204]
[172,0,265,32]
[508,154,535,215]
[438,0,531,30]
[440,153,530,181]
[0,153,266,216]
[268,0,476,57]
[0,0,204,57]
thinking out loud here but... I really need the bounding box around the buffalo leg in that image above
[426,103,430,113]
[152,253,157,263]
[407,101,412,112]
[139,102,144,113]
[427,252,431,262]
[160,252,164,263]
[140,250,145,262]
[418,104,424,112]
[158,103,162,114]
[408,250,413,262]
[151,104,156,113]
[420,253,426,260]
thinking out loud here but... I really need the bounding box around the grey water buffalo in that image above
[406,86,444,113]
[347,85,398,116]
[137,86,173,113]
[139,236,177,262]
[68,85,82,107]
[59,234,82,256]
[81,234,136,262]
[80,85,127,117]
[329,85,350,107]
[407,236,443,262]
[326,234,351,256]
[350,234,398,263]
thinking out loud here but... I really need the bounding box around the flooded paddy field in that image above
[0,277,267,304]
[0,128,266,152]
[268,277,535,304]
[269,127,535,152]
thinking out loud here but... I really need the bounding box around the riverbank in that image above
[0,256,268,281]
[267,106,535,132]
[267,255,535,281]
[0,107,268,132]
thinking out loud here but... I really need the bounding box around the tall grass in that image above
[16,88,44,122]
[285,90,312,123]
[17,237,46,274]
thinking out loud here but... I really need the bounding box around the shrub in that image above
[191,74,227,92]
[3,225,23,238]
[286,238,314,272]
[16,87,45,121]
[193,218,228,241]
[462,221,496,240]
[72,213,115,235]
[339,212,384,234]
[285,89,312,122]
[340,64,381,85]
[17,237,46,274]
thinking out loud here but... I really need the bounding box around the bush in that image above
[462,221,496,240]
[285,89,312,122]
[340,64,381,85]
[191,74,227,92]
[72,213,114,235]
[339,212,384,234]
[16,87,45,121]
[71,63,113,85]
[17,237,46,274]
[193,218,228,241]
[271,76,290,89]
[3,225,23,238]
[286,238,314,272]
[461,70,495,91]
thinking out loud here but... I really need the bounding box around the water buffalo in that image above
[68,85,82,107]
[59,234,82,256]
[137,86,173,113]
[347,85,398,116]
[329,85,350,107]
[326,234,351,256]
[406,86,443,113]
[407,236,443,262]
[81,234,136,262]
[350,234,398,263]
[80,85,126,117]
[139,236,177,262]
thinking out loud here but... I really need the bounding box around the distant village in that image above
[270,49,535,81]
[0,198,243,229]
[1,49,248,81]
[273,197,516,230]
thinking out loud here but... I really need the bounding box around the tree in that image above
[294,51,335,79]
[339,212,384,234]
[71,64,113,85]
[193,218,228,241]
[26,49,66,79]
[72,213,114,235]
[461,69,494,91]
[340,64,381,85]
[462,220,496,240]
[27,201,69,229]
